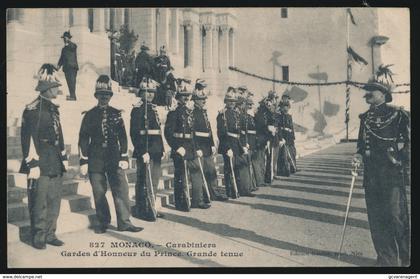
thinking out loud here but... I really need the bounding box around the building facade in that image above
[7,8,239,101]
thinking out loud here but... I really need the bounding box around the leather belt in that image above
[140,129,161,135]
[194,131,210,138]
[241,130,256,135]
[174,133,192,139]
[227,132,239,138]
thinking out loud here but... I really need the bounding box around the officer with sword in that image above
[130,77,165,221]
[164,80,210,211]
[192,79,228,202]
[19,64,68,249]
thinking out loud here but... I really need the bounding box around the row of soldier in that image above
[19,63,298,249]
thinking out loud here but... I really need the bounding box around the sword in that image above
[270,142,274,181]
[146,162,157,217]
[285,144,297,173]
[183,158,191,208]
[197,157,211,202]
[337,164,359,259]
[229,155,239,198]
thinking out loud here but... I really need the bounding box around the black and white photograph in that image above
[5,7,411,269]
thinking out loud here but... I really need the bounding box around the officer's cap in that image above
[224,87,238,103]
[175,79,193,98]
[61,30,72,39]
[138,77,159,94]
[94,75,113,97]
[140,41,149,51]
[362,79,392,103]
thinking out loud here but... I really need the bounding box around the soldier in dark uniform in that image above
[155,45,172,82]
[192,79,228,202]
[130,78,165,221]
[164,80,210,211]
[254,92,279,185]
[240,94,259,192]
[134,42,155,87]
[57,31,78,101]
[217,87,254,198]
[276,99,297,177]
[352,79,410,267]
[78,75,143,234]
[19,64,68,249]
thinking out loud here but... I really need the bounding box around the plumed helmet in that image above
[94,74,113,96]
[35,63,62,93]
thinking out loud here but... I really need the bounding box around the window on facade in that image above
[202,27,206,72]
[109,8,115,30]
[124,8,129,26]
[282,66,289,81]
[281,8,288,18]
[184,26,189,67]
[69,8,74,27]
[88,8,94,32]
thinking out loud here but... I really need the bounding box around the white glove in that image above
[119,160,129,170]
[142,152,150,164]
[211,146,217,155]
[186,100,194,110]
[177,147,186,157]
[243,147,249,154]
[196,150,203,157]
[352,153,363,167]
[268,125,276,133]
[62,160,69,171]
[279,139,286,147]
[80,164,88,176]
[365,150,371,157]
[28,167,40,179]
[246,143,250,150]
[227,149,234,158]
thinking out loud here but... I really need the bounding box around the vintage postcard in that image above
[6,7,411,268]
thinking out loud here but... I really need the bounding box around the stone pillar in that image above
[157,8,170,52]
[170,8,180,54]
[185,22,193,67]
[229,28,235,67]
[93,8,105,33]
[212,26,219,72]
[72,8,89,31]
[219,25,229,72]
[104,8,110,30]
[203,24,213,70]
[114,8,124,29]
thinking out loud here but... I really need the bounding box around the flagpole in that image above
[344,9,351,142]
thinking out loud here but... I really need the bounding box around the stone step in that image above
[7,136,21,146]
[8,186,27,204]
[61,180,80,196]
[61,194,93,213]
[276,176,364,189]
[7,146,22,159]
[7,126,21,137]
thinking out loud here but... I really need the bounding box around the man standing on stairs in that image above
[57,31,78,101]
[191,79,228,202]
[78,75,143,234]
[352,77,410,267]
[19,64,68,249]
[130,77,165,221]
[217,87,254,198]
[164,80,210,211]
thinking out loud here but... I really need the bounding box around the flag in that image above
[347,47,368,65]
[347,8,357,25]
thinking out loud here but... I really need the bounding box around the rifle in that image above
[143,79,157,219]
[223,108,239,198]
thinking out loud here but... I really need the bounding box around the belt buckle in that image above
[102,143,108,148]
[55,140,59,146]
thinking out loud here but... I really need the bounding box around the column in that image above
[185,22,193,67]
[93,8,105,33]
[219,25,229,72]
[229,28,235,67]
[170,8,180,54]
[114,8,124,28]
[212,26,219,72]
[157,8,170,51]
[104,8,110,30]
[204,24,213,70]
[72,8,89,31]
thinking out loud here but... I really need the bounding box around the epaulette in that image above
[25,99,40,110]
[359,111,368,119]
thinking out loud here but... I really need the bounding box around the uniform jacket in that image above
[164,104,196,160]
[130,102,164,158]
[58,42,78,72]
[240,112,257,151]
[277,112,295,144]
[254,105,280,148]
[357,103,410,166]
[192,105,215,157]
[217,107,244,156]
[19,96,67,176]
[79,105,128,173]
[135,51,155,80]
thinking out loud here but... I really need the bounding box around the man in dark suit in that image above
[130,78,165,221]
[19,64,68,249]
[134,42,155,87]
[57,31,78,101]
[78,75,143,234]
